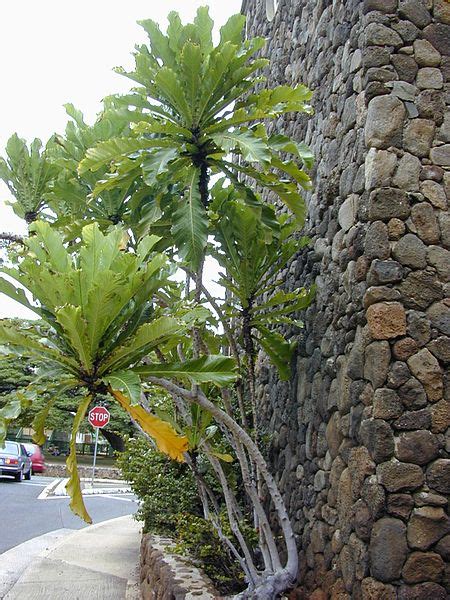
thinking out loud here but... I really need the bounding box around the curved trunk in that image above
[235,570,295,599]
[147,376,299,597]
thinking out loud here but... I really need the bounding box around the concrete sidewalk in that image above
[2,515,141,599]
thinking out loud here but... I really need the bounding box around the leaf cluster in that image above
[76,9,313,267]
[0,223,235,521]
[0,135,57,222]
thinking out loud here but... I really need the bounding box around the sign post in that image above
[91,427,99,488]
[88,406,110,488]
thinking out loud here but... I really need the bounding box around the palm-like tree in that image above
[79,8,313,268]
[0,221,235,522]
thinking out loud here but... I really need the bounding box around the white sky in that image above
[0,0,241,319]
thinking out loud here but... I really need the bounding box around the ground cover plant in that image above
[0,8,313,598]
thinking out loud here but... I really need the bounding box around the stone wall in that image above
[242,0,449,598]
[44,463,122,480]
[140,534,218,599]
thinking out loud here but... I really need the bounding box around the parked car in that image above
[0,440,32,482]
[23,443,46,474]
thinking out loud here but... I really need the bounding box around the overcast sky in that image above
[0,0,242,319]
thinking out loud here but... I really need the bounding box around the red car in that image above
[24,443,46,474]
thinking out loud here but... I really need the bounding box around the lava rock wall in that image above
[242,0,449,597]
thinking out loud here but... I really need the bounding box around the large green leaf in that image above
[256,326,296,381]
[55,305,92,372]
[0,390,36,446]
[142,147,180,185]
[195,41,238,123]
[28,221,72,272]
[270,156,311,190]
[220,159,307,224]
[136,355,237,386]
[132,119,191,139]
[99,316,183,374]
[269,135,314,170]
[194,6,214,51]
[179,41,202,120]
[154,67,192,124]
[219,13,246,46]
[0,324,79,373]
[103,370,141,406]
[211,129,271,164]
[239,84,313,116]
[255,288,315,312]
[171,168,207,269]
[78,137,170,174]
[0,277,41,317]
[0,399,22,421]
[138,18,177,70]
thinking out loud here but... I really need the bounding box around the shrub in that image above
[118,436,250,594]
[173,512,247,595]
[117,436,201,535]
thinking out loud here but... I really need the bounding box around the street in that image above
[0,475,138,554]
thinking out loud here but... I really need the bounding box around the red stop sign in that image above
[88,406,110,428]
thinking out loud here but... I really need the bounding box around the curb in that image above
[38,477,132,499]
[37,477,61,500]
[0,528,74,599]
[81,486,132,495]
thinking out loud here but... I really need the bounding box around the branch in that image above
[234,439,280,572]
[184,451,253,581]
[147,376,298,583]
[0,232,25,246]
[181,264,249,429]
[203,444,258,586]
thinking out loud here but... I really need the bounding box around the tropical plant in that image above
[0,222,235,521]
[45,104,134,234]
[0,134,57,223]
[78,8,313,268]
[0,8,315,599]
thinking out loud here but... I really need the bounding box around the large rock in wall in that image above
[242,0,449,598]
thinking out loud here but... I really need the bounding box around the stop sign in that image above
[88,406,110,428]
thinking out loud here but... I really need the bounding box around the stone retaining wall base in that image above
[140,533,219,599]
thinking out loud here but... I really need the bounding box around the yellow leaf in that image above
[110,387,188,462]
[119,230,129,250]
[211,451,234,463]
[66,395,92,524]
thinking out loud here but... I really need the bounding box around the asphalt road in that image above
[0,475,138,554]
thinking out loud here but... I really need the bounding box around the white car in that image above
[0,440,33,482]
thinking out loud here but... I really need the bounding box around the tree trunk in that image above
[100,428,125,452]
